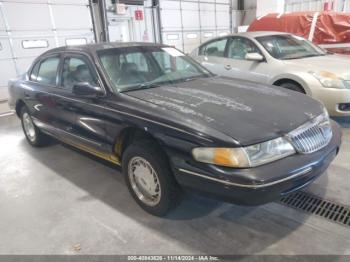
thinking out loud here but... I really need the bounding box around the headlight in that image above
[310,71,350,89]
[192,137,295,168]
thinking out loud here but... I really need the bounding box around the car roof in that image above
[237,31,290,38]
[202,31,290,44]
[41,42,169,56]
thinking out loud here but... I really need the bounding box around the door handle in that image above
[224,65,231,70]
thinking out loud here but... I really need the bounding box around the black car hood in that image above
[126,77,324,146]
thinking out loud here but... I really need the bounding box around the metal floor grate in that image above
[280,191,350,227]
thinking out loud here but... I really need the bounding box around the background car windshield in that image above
[99,46,211,92]
[256,34,326,60]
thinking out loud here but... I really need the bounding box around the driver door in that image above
[222,37,270,83]
[195,37,230,76]
[55,54,111,154]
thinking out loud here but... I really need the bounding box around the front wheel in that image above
[279,82,305,94]
[20,107,50,147]
[122,140,180,216]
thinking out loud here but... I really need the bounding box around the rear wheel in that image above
[122,140,180,216]
[20,107,50,147]
[279,82,305,94]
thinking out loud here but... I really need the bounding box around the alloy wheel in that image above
[22,112,36,142]
[128,156,161,207]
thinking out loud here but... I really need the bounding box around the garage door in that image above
[159,0,231,54]
[0,0,94,113]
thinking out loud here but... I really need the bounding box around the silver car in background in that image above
[191,31,350,117]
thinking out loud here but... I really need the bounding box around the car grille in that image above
[287,112,333,154]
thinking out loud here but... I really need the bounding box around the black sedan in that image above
[8,42,341,216]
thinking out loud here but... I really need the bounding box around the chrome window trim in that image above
[178,166,313,189]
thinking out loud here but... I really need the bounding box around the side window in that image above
[227,37,261,60]
[199,38,228,57]
[61,57,97,91]
[36,57,60,86]
[30,61,41,81]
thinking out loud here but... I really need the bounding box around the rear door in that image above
[26,54,63,130]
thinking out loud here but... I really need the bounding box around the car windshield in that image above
[98,46,212,92]
[256,34,327,60]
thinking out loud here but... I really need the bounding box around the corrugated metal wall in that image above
[285,0,350,12]
[0,0,94,112]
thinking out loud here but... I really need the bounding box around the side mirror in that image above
[72,82,104,97]
[245,53,264,62]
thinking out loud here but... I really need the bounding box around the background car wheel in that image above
[122,140,180,216]
[279,82,306,94]
[20,107,50,147]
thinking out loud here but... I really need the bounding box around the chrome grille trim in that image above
[287,112,332,154]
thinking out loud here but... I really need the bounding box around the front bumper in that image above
[312,87,350,116]
[170,120,342,205]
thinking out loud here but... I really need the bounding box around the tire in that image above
[20,106,50,147]
[279,82,305,94]
[122,140,180,216]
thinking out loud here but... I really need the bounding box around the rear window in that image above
[35,57,60,86]
[199,38,228,57]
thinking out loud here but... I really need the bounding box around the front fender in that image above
[269,73,312,95]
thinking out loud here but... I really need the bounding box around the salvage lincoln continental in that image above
[8,43,341,216]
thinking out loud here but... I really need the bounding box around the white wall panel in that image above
[160,9,182,29]
[257,0,284,17]
[182,2,200,30]
[182,11,200,29]
[216,4,230,28]
[0,10,5,31]
[56,30,94,46]
[51,5,92,30]
[15,58,37,75]
[0,0,94,109]
[200,31,216,43]
[200,3,216,29]
[2,3,52,31]
[11,37,55,57]
[346,0,350,11]
[0,59,16,87]
[160,0,231,52]
[0,37,12,60]
[162,31,183,50]
[183,31,200,53]
[160,1,181,30]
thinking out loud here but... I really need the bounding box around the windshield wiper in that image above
[283,53,326,60]
[120,82,161,93]
[181,74,211,82]
[301,54,326,58]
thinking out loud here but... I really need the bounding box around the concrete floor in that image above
[0,102,10,115]
[0,114,349,255]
